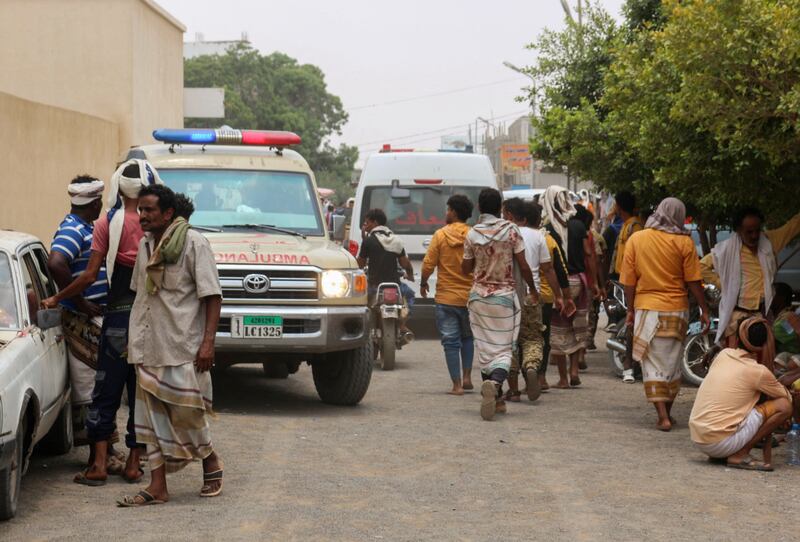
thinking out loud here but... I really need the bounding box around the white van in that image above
[347,146,498,321]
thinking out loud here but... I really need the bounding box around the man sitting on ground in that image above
[689,317,792,471]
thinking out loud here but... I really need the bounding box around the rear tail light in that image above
[382,287,400,304]
[347,240,359,257]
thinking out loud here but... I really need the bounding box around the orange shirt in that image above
[619,229,702,311]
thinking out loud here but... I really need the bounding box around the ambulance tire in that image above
[312,343,373,406]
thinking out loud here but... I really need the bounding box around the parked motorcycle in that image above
[606,281,720,385]
[370,282,404,371]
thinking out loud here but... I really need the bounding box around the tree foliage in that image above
[184,44,357,202]
[525,0,800,231]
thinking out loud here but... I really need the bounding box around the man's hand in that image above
[625,309,635,328]
[699,310,711,334]
[553,296,564,313]
[529,291,539,306]
[195,339,215,372]
[562,297,576,317]
[420,283,429,298]
[592,285,603,300]
[41,296,59,310]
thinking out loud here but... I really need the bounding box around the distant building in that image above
[184,32,250,59]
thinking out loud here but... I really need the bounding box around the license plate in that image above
[231,315,283,338]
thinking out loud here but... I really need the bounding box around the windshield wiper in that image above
[221,224,307,239]
[190,225,222,233]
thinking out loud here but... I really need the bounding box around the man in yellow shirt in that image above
[612,191,643,277]
[700,207,800,352]
[421,195,476,395]
[620,198,710,431]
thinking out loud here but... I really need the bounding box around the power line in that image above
[353,110,530,148]
[347,78,528,112]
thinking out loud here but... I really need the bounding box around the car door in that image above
[17,247,61,412]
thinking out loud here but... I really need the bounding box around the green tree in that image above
[184,44,357,202]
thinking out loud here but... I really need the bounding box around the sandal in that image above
[570,376,581,387]
[622,369,635,384]
[107,454,126,476]
[504,390,521,402]
[200,468,224,497]
[117,490,166,507]
[726,455,773,472]
[73,470,106,487]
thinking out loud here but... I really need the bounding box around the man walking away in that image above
[689,318,791,471]
[421,195,475,395]
[503,199,564,402]
[43,159,162,485]
[611,191,642,278]
[620,197,710,431]
[48,175,108,442]
[462,189,537,421]
[357,209,416,340]
[701,207,800,361]
[118,185,223,506]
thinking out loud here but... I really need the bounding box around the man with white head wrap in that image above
[620,197,710,431]
[44,159,162,485]
[47,175,109,443]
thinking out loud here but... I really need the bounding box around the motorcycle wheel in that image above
[681,332,712,387]
[608,325,626,377]
[381,319,396,371]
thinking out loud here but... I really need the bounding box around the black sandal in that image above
[200,468,224,497]
[117,490,166,507]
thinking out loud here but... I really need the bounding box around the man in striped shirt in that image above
[48,175,109,443]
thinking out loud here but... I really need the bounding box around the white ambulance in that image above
[347,145,498,322]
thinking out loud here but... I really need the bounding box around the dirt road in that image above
[3,337,799,541]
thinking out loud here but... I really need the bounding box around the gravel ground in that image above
[3,331,800,541]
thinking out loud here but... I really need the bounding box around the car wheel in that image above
[312,343,373,406]
[41,397,73,455]
[0,417,26,521]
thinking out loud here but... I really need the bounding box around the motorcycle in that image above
[370,282,405,371]
[606,280,720,385]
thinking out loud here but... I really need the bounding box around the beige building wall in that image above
[0,0,184,153]
[0,92,118,242]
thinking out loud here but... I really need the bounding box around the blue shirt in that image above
[51,214,108,310]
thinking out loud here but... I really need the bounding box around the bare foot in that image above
[656,419,673,432]
[462,378,474,391]
[554,380,571,389]
[448,387,464,396]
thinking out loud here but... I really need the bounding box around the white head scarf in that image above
[105,159,162,280]
[645,197,689,235]
[541,185,577,254]
[68,179,104,205]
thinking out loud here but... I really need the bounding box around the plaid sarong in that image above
[632,310,688,403]
[135,363,214,473]
[468,291,520,375]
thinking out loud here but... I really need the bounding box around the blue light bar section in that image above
[153,129,216,144]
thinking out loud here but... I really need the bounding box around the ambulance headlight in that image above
[321,270,350,298]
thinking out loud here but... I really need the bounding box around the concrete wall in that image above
[0,0,184,153]
[0,92,118,242]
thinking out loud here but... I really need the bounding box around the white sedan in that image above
[0,231,71,520]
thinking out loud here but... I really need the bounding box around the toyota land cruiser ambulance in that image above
[127,128,372,405]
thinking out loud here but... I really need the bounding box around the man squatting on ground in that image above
[619,197,710,431]
[47,176,108,443]
[502,198,564,402]
[420,194,476,395]
[44,159,163,485]
[118,185,223,507]
[689,317,792,471]
[461,188,538,421]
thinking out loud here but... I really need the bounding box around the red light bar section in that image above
[241,130,301,146]
[379,144,414,153]
[413,179,443,184]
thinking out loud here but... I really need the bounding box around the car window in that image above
[0,252,19,329]
[31,246,57,297]
[20,252,45,326]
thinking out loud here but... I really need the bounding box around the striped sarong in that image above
[468,291,521,375]
[61,310,102,405]
[135,363,214,473]
[632,309,688,403]
[549,274,589,356]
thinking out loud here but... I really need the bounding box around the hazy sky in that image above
[159,0,625,165]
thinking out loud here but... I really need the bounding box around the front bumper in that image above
[215,305,369,354]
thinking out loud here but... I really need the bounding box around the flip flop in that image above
[200,468,224,498]
[73,470,106,487]
[726,455,773,472]
[122,468,145,484]
[117,490,166,507]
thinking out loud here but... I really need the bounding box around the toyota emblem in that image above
[243,273,270,293]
